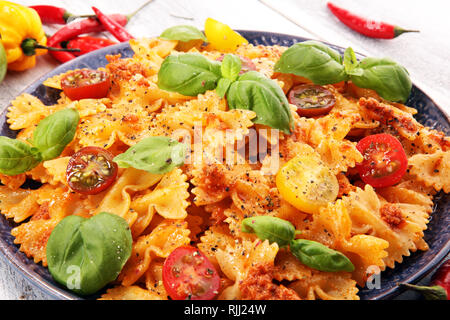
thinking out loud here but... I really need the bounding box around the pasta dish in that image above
[0,20,448,300]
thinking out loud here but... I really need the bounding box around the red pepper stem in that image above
[34,45,80,53]
[62,11,74,23]
[394,26,420,37]
[400,283,447,300]
[21,38,80,56]
[65,14,96,23]
[126,0,154,20]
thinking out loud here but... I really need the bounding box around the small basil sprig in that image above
[219,56,294,133]
[113,136,186,174]
[157,53,222,96]
[0,108,79,176]
[343,47,362,76]
[275,42,412,103]
[221,54,242,81]
[242,216,296,248]
[46,212,132,295]
[160,25,207,42]
[157,53,294,133]
[216,54,242,98]
[241,216,354,272]
[274,41,348,85]
[290,239,355,272]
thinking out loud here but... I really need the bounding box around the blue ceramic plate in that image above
[0,31,449,300]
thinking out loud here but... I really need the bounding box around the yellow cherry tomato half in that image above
[204,17,248,52]
[276,144,339,214]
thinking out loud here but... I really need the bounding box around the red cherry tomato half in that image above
[216,54,257,74]
[66,146,118,195]
[288,84,336,117]
[61,69,110,100]
[356,134,408,188]
[163,246,220,300]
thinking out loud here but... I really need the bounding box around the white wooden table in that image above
[0,0,448,300]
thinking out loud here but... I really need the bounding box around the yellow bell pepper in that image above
[0,1,47,71]
[204,18,248,52]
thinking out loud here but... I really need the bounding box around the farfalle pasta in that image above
[0,22,449,300]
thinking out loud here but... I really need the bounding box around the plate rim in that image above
[0,30,448,300]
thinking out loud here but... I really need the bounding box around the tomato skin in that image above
[288,84,336,117]
[61,69,110,101]
[66,146,118,195]
[163,246,220,300]
[356,134,408,188]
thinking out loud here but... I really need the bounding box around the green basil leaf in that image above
[0,136,42,175]
[32,108,79,161]
[113,136,186,174]
[46,212,132,295]
[160,25,207,42]
[241,216,296,247]
[226,71,294,134]
[157,53,222,96]
[216,78,232,98]
[343,47,363,76]
[349,57,412,103]
[221,54,242,81]
[274,40,348,85]
[290,239,354,272]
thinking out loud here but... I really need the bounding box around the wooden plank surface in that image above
[0,0,448,300]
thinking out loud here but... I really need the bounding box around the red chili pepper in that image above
[47,1,153,63]
[30,5,74,24]
[327,2,419,39]
[47,15,126,63]
[91,7,135,42]
[65,36,117,56]
[48,15,127,46]
[400,260,449,300]
[433,260,450,298]
[31,0,153,25]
